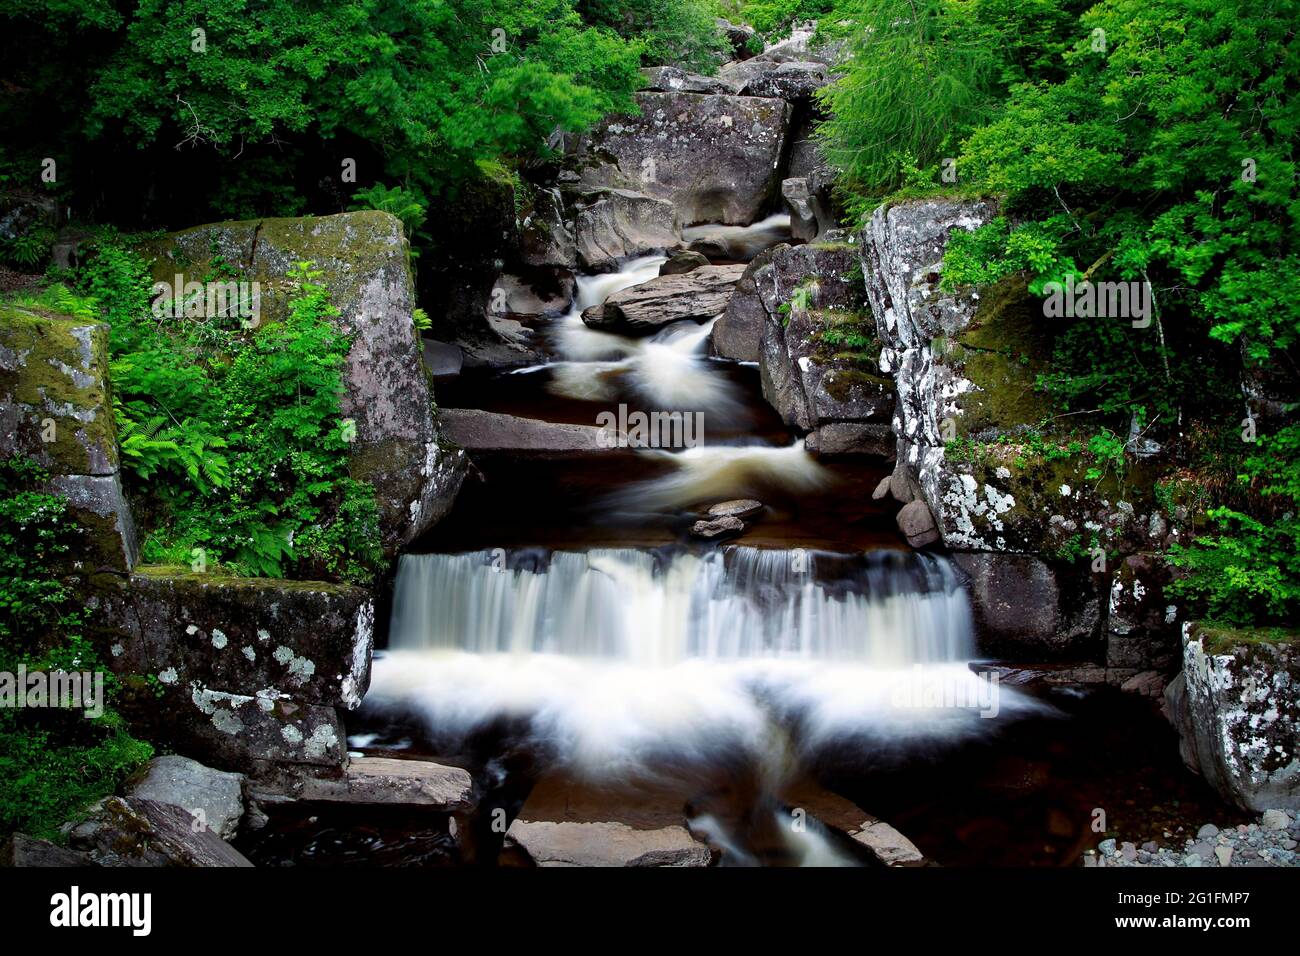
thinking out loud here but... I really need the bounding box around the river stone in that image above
[852,821,926,866]
[575,91,792,225]
[1167,625,1300,811]
[1,833,94,867]
[707,499,763,519]
[137,211,466,555]
[439,408,612,456]
[572,188,681,271]
[507,820,712,867]
[127,755,246,840]
[584,264,745,334]
[68,797,253,867]
[294,756,475,810]
[660,250,710,276]
[691,515,745,540]
[0,305,139,571]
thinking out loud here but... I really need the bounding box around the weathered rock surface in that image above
[572,188,681,271]
[138,212,465,553]
[126,755,246,840]
[0,305,138,571]
[659,250,710,276]
[508,819,712,867]
[896,498,940,548]
[488,268,574,317]
[752,243,894,455]
[584,264,744,334]
[1167,625,1300,812]
[952,552,1104,660]
[782,177,817,241]
[92,567,369,771]
[574,92,792,225]
[294,756,476,810]
[1107,553,1181,675]
[716,17,756,60]
[518,186,577,269]
[691,514,745,540]
[1,833,93,867]
[707,499,764,520]
[439,408,614,456]
[718,59,830,104]
[68,797,253,867]
[639,65,733,95]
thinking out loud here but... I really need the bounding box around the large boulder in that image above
[574,92,792,225]
[518,186,577,269]
[438,408,615,457]
[583,263,745,334]
[0,304,138,571]
[639,66,733,95]
[138,212,465,554]
[292,756,476,810]
[126,755,246,840]
[93,566,372,771]
[752,243,894,456]
[1167,625,1300,811]
[571,188,681,271]
[718,59,830,105]
[68,796,253,867]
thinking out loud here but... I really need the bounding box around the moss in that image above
[823,367,892,402]
[0,305,116,475]
[940,275,1055,438]
[1197,624,1300,655]
[131,563,366,597]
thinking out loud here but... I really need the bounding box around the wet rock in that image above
[711,246,779,361]
[126,755,246,840]
[572,188,682,272]
[507,820,712,867]
[584,264,745,334]
[488,268,575,318]
[952,553,1104,660]
[439,408,612,456]
[852,821,926,866]
[1107,554,1181,674]
[707,499,764,520]
[897,499,940,548]
[1167,624,1300,811]
[574,92,792,225]
[1,833,94,867]
[294,756,475,810]
[421,339,463,380]
[68,797,253,867]
[138,212,466,554]
[691,515,745,540]
[659,250,710,276]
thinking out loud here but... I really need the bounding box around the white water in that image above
[366,547,1048,786]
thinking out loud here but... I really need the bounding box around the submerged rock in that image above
[293,756,476,810]
[574,91,792,225]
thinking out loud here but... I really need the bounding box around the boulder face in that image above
[68,796,253,867]
[518,186,577,269]
[0,305,138,571]
[747,243,894,456]
[93,566,372,771]
[575,92,792,225]
[126,755,246,841]
[571,189,681,271]
[717,59,830,105]
[1167,625,1300,812]
[584,263,745,335]
[138,211,465,554]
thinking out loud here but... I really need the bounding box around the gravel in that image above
[1084,809,1300,867]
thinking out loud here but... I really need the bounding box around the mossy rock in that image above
[0,304,118,476]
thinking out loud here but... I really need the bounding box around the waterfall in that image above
[366,547,1047,785]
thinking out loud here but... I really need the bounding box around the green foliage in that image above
[75,237,384,582]
[578,0,728,72]
[351,183,427,236]
[0,457,153,839]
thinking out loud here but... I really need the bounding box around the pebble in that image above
[1092,810,1299,868]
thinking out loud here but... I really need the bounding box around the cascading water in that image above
[364,546,1046,788]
